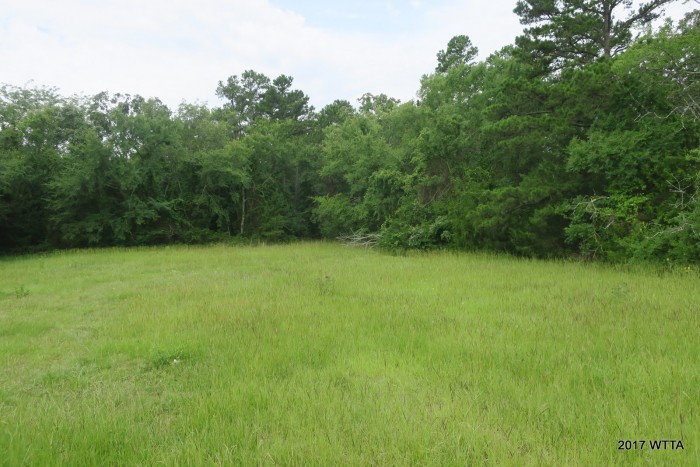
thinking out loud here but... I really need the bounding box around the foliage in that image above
[1,13,699,263]
[513,0,677,72]
[435,34,479,73]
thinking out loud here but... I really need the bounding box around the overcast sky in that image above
[1,0,696,111]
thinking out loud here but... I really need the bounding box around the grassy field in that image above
[0,242,697,465]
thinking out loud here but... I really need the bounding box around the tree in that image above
[314,111,402,236]
[514,0,678,72]
[216,70,313,136]
[259,75,313,122]
[316,100,355,129]
[0,85,69,250]
[216,70,270,132]
[563,12,700,261]
[358,93,400,115]
[47,127,120,247]
[436,35,479,73]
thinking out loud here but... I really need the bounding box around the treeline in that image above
[1,3,699,262]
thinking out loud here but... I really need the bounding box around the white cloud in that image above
[1,0,695,111]
[386,1,402,18]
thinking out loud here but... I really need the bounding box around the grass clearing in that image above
[0,242,698,465]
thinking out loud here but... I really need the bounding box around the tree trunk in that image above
[602,1,613,58]
[240,186,246,235]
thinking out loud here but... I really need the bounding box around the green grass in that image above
[0,242,697,465]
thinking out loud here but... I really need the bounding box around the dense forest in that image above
[1,1,699,263]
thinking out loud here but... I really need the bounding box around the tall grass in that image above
[1,243,697,465]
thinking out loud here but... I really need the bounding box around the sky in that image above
[1,0,697,111]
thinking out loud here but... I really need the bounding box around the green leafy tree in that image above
[216,71,313,133]
[259,75,314,121]
[563,13,700,261]
[314,111,404,236]
[358,93,400,115]
[0,85,71,250]
[216,70,271,133]
[514,0,678,72]
[316,100,355,129]
[436,35,479,73]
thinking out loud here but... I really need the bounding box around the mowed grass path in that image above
[0,243,697,465]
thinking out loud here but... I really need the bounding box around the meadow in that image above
[0,242,697,465]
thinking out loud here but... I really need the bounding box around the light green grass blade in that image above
[1,243,697,465]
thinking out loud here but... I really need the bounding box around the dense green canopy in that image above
[1,6,698,263]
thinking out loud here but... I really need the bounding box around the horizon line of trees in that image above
[1,1,699,263]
